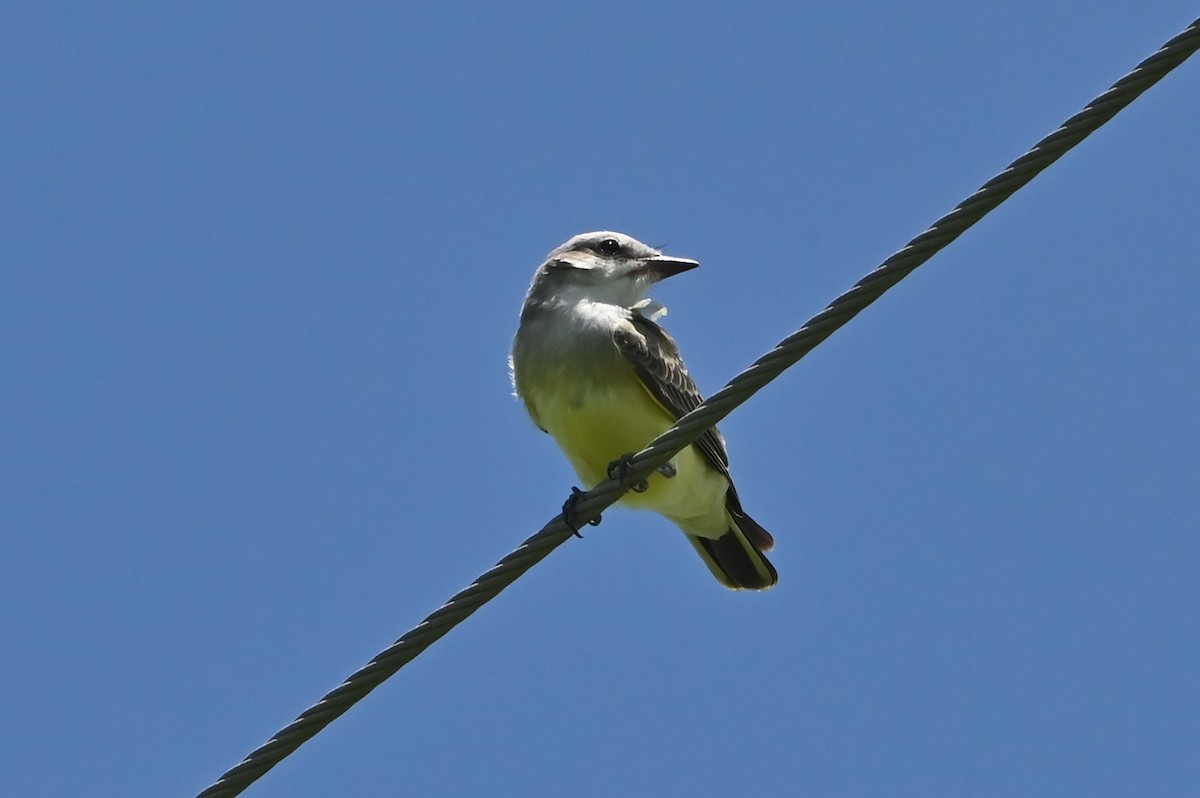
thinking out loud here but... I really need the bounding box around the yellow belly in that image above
[535,371,728,530]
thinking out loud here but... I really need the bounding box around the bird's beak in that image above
[643,254,700,281]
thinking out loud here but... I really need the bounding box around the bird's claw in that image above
[607,454,649,493]
[562,486,601,537]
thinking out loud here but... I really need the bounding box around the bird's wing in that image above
[613,313,732,481]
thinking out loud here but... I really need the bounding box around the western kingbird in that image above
[511,231,777,590]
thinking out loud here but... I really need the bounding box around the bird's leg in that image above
[562,486,601,537]
[656,459,677,479]
[606,453,650,493]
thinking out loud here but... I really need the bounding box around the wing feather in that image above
[613,313,732,481]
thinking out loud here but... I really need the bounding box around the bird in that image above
[510,231,777,590]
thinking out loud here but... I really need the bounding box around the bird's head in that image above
[525,231,699,311]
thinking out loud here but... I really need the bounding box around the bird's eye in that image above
[597,238,621,256]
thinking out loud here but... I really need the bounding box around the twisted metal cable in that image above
[196,18,1199,798]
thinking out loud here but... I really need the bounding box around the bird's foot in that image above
[606,453,649,493]
[656,459,677,479]
[562,486,601,537]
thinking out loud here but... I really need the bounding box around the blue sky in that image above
[3,4,1198,796]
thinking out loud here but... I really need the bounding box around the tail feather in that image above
[727,492,774,552]
[688,498,778,590]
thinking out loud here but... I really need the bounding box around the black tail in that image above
[688,491,778,590]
